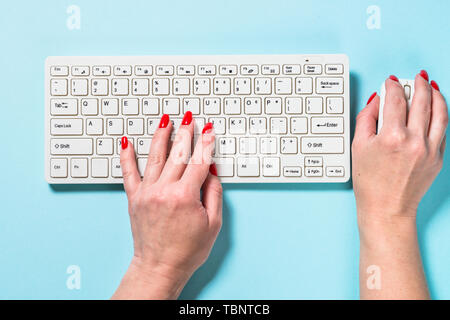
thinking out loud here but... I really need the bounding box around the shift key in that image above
[301,137,344,154]
[51,139,93,155]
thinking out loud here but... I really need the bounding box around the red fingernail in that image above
[159,114,170,128]
[389,75,399,82]
[431,80,440,91]
[182,111,193,125]
[419,70,429,82]
[209,163,218,176]
[367,92,377,105]
[121,136,128,150]
[202,122,213,134]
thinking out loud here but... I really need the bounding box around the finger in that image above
[143,114,172,184]
[182,122,215,189]
[202,164,223,231]
[381,75,408,130]
[120,136,141,197]
[440,135,446,157]
[159,111,194,182]
[354,92,380,139]
[407,71,432,136]
[428,80,449,152]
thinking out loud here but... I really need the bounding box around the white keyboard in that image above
[45,55,350,184]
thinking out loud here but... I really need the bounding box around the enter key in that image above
[311,117,344,134]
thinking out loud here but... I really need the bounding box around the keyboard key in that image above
[143,98,159,115]
[50,118,83,135]
[275,78,292,94]
[93,66,111,76]
[132,78,149,96]
[301,137,344,154]
[114,65,132,76]
[282,64,301,75]
[214,157,234,177]
[237,157,260,177]
[234,78,251,95]
[102,99,119,115]
[183,98,200,115]
[304,64,322,75]
[280,137,298,154]
[122,98,139,115]
[209,117,226,135]
[72,66,89,76]
[97,138,114,155]
[325,64,343,74]
[111,158,122,177]
[173,78,190,95]
[295,77,312,94]
[249,117,267,134]
[260,137,277,154]
[51,99,77,115]
[254,78,271,94]
[162,98,180,115]
[305,167,323,177]
[81,99,98,115]
[326,166,345,177]
[262,65,279,75]
[137,138,152,155]
[147,118,160,135]
[283,166,302,177]
[304,156,323,166]
[198,65,216,75]
[263,157,280,177]
[270,117,287,134]
[306,97,323,114]
[86,118,103,135]
[204,98,221,115]
[214,78,231,95]
[50,158,68,177]
[91,79,108,96]
[241,65,258,75]
[51,66,69,76]
[152,78,170,95]
[290,117,308,134]
[326,97,344,114]
[156,65,174,76]
[137,158,147,176]
[265,97,282,114]
[112,79,129,95]
[51,79,67,96]
[127,118,144,135]
[177,65,195,75]
[229,117,246,134]
[285,97,302,114]
[244,97,262,114]
[91,158,108,177]
[240,137,257,154]
[193,78,210,95]
[107,118,124,135]
[219,65,237,75]
[71,79,88,96]
[135,65,153,76]
[219,137,236,154]
[224,98,241,114]
[71,158,88,178]
[311,117,344,134]
[316,77,344,94]
[51,139,93,155]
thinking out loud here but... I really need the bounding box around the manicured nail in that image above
[367,92,377,105]
[389,75,399,82]
[182,111,193,125]
[202,122,213,134]
[159,114,169,128]
[121,136,128,150]
[419,70,429,82]
[430,80,440,91]
[209,163,218,176]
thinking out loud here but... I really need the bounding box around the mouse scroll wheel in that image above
[404,85,411,100]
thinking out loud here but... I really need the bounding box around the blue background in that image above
[0,0,449,299]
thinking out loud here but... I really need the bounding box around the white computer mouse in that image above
[377,79,415,133]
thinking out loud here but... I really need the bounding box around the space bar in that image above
[51,138,93,155]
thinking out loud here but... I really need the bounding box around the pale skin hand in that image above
[353,72,448,299]
[112,114,222,300]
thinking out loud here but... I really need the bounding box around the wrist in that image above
[112,257,191,300]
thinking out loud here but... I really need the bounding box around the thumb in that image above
[354,93,380,139]
[202,164,223,232]
[119,136,141,198]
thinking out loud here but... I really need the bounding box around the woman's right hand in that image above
[112,112,223,300]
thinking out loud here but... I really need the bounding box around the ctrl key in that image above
[50,158,68,178]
